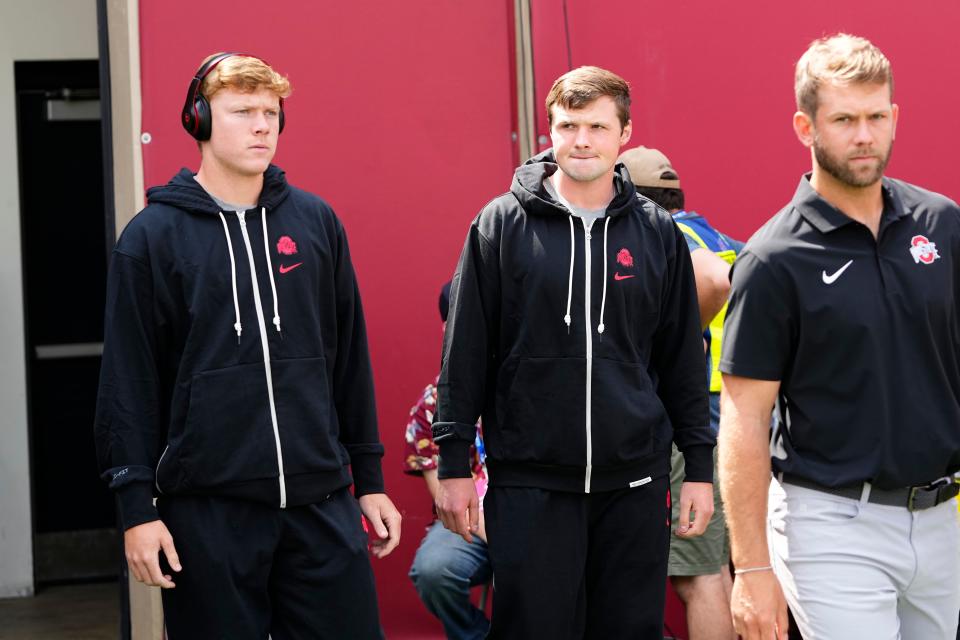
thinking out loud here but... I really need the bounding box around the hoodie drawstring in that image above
[564,215,575,333]
[218,212,243,342]
[260,207,282,334]
[597,216,611,335]
[562,214,612,335]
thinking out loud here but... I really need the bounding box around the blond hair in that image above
[199,53,292,100]
[545,66,631,128]
[795,34,892,116]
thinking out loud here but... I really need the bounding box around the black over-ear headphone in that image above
[181,52,286,141]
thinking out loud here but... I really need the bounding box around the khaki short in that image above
[668,443,729,576]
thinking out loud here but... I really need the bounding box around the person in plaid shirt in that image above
[404,283,490,640]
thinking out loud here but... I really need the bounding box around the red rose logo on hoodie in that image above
[616,248,634,268]
[277,236,298,256]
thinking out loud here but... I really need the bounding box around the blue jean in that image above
[409,520,492,640]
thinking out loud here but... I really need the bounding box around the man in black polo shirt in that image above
[719,33,960,640]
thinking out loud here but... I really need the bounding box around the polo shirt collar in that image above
[792,173,909,234]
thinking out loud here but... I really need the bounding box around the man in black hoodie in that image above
[95,53,400,638]
[433,66,715,639]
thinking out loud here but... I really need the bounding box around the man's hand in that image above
[358,493,402,559]
[675,481,714,537]
[124,520,181,589]
[730,570,789,640]
[720,374,784,638]
[436,477,480,543]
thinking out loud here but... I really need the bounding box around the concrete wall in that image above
[106,0,144,231]
[0,0,98,598]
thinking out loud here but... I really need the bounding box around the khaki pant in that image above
[769,478,960,639]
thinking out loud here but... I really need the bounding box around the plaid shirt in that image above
[403,377,487,499]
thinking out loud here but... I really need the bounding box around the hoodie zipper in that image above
[582,218,595,494]
[236,211,288,508]
[154,445,169,493]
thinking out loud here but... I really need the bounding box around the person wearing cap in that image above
[620,146,742,640]
[432,66,714,639]
[719,34,960,640]
[404,282,492,640]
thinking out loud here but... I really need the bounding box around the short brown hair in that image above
[545,66,631,128]
[199,53,292,101]
[795,34,892,117]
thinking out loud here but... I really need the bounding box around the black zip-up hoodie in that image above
[433,151,714,492]
[95,165,384,530]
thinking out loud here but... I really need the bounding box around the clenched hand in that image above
[358,493,402,559]
[124,520,181,589]
[435,477,480,543]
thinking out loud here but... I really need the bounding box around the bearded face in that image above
[813,132,892,188]
[806,81,897,190]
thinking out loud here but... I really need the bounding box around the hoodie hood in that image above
[511,149,638,218]
[98,165,386,529]
[512,149,644,337]
[146,165,292,342]
[435,150,714,493]
[146,164,292,214]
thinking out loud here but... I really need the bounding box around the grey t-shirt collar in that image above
[193,176,256,212]
[543,176,608,224]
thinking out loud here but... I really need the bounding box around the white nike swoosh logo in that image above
[822,259,853,284]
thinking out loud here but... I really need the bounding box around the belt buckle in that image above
[907,477,952,512]
[907,485,921,511]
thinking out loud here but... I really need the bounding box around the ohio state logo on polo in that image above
[909,235,940,265]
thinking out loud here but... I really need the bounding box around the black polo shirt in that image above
[721,174,960,489]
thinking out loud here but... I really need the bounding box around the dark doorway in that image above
[15,59,117,584]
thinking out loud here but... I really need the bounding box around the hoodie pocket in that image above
[268,356,345,474]
[498,357,587,466]
[177,362,279,490]
[590,358,668,467]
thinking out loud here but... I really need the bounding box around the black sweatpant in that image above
[484,476,671,640]
[157,488,383,640]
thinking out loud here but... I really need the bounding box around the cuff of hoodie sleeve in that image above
[117,482,159,531]
[351,454,385,497]
[437,439,473,479]
[680,444,715,483]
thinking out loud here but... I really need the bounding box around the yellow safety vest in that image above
[675,221,736,393]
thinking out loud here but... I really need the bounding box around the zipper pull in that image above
[237,211,247,227]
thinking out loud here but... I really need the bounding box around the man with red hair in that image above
[96,53,400,638]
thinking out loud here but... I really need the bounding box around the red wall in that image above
[137,2,517,637]
[137,1,960,637]
[523,3,960,637]
[529,0,960,241]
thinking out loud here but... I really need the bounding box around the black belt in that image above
[779,473,960,512]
